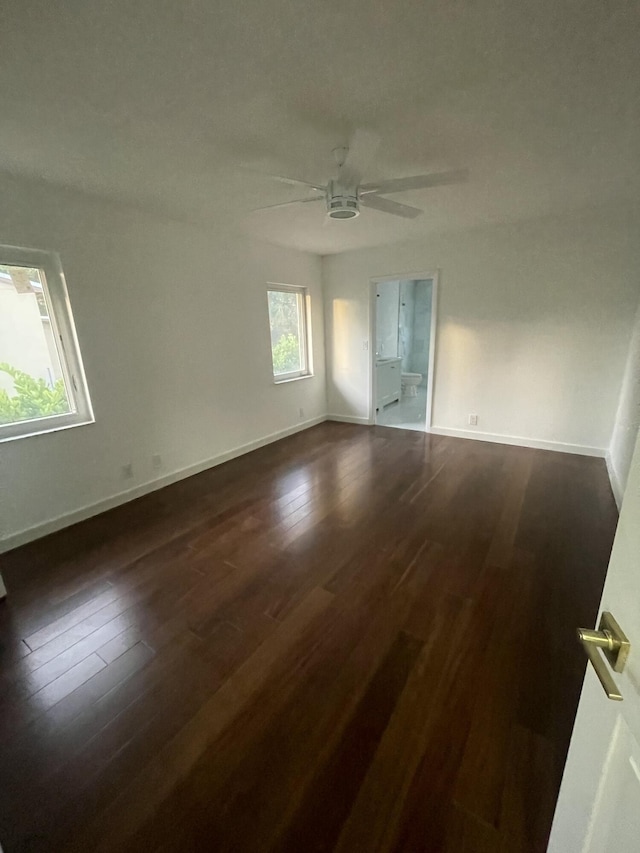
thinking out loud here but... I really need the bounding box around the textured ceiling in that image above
[1,0,639,254]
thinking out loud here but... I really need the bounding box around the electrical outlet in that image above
[121,462,134,480]
[363,340,369,351]
[468,414,478,426]
[299,407,305,420]
[152,453,162,471]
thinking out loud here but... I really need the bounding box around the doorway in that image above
[370,272,437,432]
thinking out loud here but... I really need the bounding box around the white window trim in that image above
[267,283,313,383]
[0,244,94,442]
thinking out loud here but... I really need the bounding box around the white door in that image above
[548,429,640,852]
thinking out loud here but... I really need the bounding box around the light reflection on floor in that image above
[376,387,427,432]
[21,605,137,704]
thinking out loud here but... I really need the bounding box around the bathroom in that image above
[374,278,434,431]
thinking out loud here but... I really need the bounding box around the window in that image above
[267,284,312,381]
[0,245,94,441]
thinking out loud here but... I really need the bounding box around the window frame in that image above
[0,244,94,442]
[266,283,312,383]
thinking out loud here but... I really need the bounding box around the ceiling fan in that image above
[251,134,468,221]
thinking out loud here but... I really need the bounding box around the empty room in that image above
[1,2,640,852]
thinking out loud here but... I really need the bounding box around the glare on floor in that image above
[376,387,427,431]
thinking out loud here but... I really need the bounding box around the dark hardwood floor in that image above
[0,423,618,852]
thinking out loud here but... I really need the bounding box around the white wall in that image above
[323,207,640,452]
[608,300,640,506]
[0,172,327,550]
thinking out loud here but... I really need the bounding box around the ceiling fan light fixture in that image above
[327,184,359,219]
[328,204,359,219]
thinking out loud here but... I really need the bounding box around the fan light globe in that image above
[328,205,359,219]
[327,183,360,219]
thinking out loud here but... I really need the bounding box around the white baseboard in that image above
[429,425,606,458]
[0,415,611,555]
[605,451,624,510]
[326,417,606,459]
[326,413,371,425]
[0,415,326,554]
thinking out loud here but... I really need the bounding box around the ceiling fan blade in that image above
[269,174,327,192]
[360,168,469,196]
[241,166,326,193]
[360,195,422,219]
[341,128,380,183]
[252,197,325,212]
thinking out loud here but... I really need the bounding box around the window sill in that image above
[0,416,95,443]
[273,373,314,385]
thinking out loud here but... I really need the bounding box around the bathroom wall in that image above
[410,280,433,384]
[375,280,399,357]
[398,280,415,372]
[380,278,432,380]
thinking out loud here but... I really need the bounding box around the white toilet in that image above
[401,372,422,397]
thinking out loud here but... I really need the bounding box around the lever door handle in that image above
[579,641,623,700]
[577,611,630,702]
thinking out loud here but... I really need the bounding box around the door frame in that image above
[368,270,439,429]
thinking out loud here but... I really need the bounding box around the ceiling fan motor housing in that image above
[327,179,359,219]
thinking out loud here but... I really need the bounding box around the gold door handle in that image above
[577,611,630,702]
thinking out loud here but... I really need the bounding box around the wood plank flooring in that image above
[0,423,618,852]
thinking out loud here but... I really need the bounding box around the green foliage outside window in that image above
[268,289,305,375]
[271,333,300,374]
[0,363,70,425]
